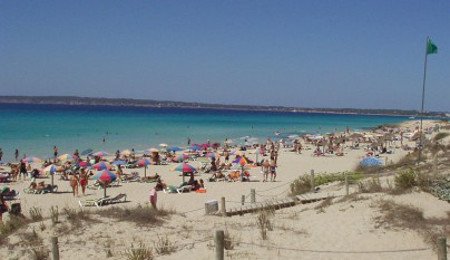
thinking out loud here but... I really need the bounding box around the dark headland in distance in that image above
[0,95,447,118]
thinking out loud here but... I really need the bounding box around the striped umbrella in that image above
[112,160,127,166]
[233,156,249,166]
[137,158,151,178]
[171,162,196,173]
[22,157,42,163]
[92,151,109,157]
[173,154,189,162]
[77,161,91,168]
[171,162,197,183]
[93,170,117,198]
[92,162,111,171]
[93,170,117,183]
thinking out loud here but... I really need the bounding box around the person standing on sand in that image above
[270,160,277,182]
[14,149,19,161]
[69,174,79,197]
[79,169,88,195]
[262,159,270,182]
[53,146,58,158]
[0,195,8,223]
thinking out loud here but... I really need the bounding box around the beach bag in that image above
[195,188,206,193]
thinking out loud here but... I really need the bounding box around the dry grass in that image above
[314,197,333,213]
[256,210,273,240]
[124,241,154,260]
[358,177,386,193]
[29,207,43,222]
[96,205,173,226]
[154,234,176,255]
[0,216,29,242]
[374,200,425,229]
[374,199,450,250]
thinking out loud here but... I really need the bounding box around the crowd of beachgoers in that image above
[0,120,439,213]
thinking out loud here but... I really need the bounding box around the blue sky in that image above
[1,1,449,111]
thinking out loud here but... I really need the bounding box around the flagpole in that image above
[418,36,429,161]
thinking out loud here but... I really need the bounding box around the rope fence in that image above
[1,232,448,260]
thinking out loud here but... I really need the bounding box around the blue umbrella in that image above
[360,157,382,167]
[168,146,183,152]
[189,145,201,151]
[112,160,127,166]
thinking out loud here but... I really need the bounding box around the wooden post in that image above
[251,189,256,203]
[437,237,447,260]
[241,195,245,205]
[215,230,224,260]
[51,236,59,260]
[310,169,315,193]
[345,172,349,196]
[220,197,226,216]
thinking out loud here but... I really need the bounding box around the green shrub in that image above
[394,169,417,191]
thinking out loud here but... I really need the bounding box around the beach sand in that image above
[1,119,449,259]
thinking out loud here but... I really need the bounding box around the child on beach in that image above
[270,160,277,182]
[262,159,270,182]
[69,174,79,196]
[149,187,157,209]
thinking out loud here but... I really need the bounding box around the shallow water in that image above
[0,104,407,161]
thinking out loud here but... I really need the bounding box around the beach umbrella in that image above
[22,157,42,163]
[360,157,383,167]
[189,145,201,151]
[171,162,197,183]
[93,170,117,197]
[147,148,159,153]
[42,164,58,174]
[173,154,189,162]
[120,149,132,157]
[205,152,217,159]
[167,146,183,152]
[92,151,109,157]
[137,158,151,178]
[81,149,93,156]
[77,161,91,168]
[42,164,58,187]
[58,154,73,161]
[92,162,111,171]
[225,139,234,145]
[233,156,249,166]
[112,160,126,166]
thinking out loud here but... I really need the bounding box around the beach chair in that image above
[78,197,109,208]
[103,193,127,205]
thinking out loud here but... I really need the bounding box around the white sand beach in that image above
[1,120,449,260]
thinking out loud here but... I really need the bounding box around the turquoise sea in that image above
[0,104,408,162]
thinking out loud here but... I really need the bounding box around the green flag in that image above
[427,38,438,55]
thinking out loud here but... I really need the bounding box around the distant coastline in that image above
[0,95,447,117]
